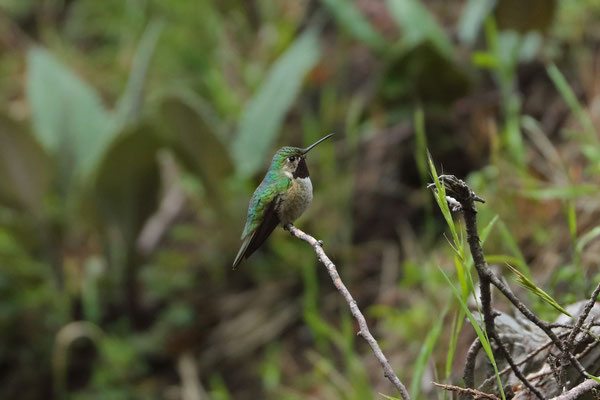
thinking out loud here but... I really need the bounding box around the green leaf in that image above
[27,47,117,181]
[386,0,454,58]
[547,63,598,145]
[379,394,401,400]
[320,0,385,51]
[94,125,162,244]
[505,264,573,318]
[116,19,164,127]
[161,95,232,209]
[587,374,600,384]
[233,27,321,176]
[457,0,495,45]
[0,115,51,212]
[428,153,462,255]
[576,226,600,256]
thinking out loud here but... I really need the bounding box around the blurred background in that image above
[1,0,600,399]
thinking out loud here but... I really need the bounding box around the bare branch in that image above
[566,282,600,351]
[549,378,600,400]
[463,338,482,389]
[432,175,544,399]
[429,175,594,398]
[284,224,411,400]
[433,382,501,400]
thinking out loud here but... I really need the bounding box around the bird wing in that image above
[232,175,290,269]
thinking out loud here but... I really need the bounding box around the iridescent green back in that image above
[241,147,302,238]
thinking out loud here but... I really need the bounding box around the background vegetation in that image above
[1,0,599,399]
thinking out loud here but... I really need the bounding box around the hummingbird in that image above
[233,133,335,269]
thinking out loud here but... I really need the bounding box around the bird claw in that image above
[317,240,324,247]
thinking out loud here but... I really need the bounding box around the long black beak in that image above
[301,133,335,155]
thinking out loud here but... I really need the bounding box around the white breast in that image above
[278,177,313,224]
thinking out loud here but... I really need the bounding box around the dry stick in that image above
[440,177,544,400]
[482,269,588,376]
[526,339,599,384]
[550,378,600,400]
[462,205,545,400]
[479,330,573,390]
[566,282,600,351]
[560,282,600,387]
[284,224,411,400]
[463,338,483,388]
[432,382,501,400]
[436,176,589,379]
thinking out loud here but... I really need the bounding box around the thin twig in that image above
[284,224,411,400]
[432,382,501,400]
[490,331,545,399]
[527,339,599,383]
[560,282,600,387]
[479,330,572,391]
[566,282,600,351]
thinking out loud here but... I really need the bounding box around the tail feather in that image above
[232,197,280,269]
[232,234,252,270]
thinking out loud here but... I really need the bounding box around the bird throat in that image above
[293,158,309,179]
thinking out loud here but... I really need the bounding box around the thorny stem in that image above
[284,224,411,400]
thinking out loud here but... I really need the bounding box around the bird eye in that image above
[288,156,296,162]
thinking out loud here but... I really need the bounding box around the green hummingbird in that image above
[233,133,335,269]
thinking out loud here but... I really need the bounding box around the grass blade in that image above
[410,307,447,399]
[504,264,573,318]
[547,63,598,144]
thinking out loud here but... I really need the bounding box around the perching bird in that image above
[233,133,335,269]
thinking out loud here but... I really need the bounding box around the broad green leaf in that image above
[233,27,320,176]
[116,19,164,127]
[320,0,385,51]
[27,47,117,181]
[161,95,232,209]
[458,0,495,45]
[94,126,162,244]
[0,115,51,212]
[386,0,454,58]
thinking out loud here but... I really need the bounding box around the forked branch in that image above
[430,175,597,400]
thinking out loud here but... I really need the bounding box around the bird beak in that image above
[301,133,335,155]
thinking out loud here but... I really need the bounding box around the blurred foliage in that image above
[1,0,600,399]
